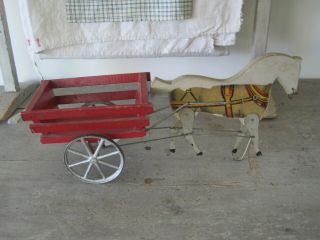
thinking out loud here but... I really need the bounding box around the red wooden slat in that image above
[50,73,148,88]
[25,81,55,112]
[22,104,154,121]
[30,117,150,133]
[40,129,147,144]
[55,90,138,105]
[136,72,150,104]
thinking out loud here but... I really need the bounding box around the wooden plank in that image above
[252,0,272,58]
[0,0,19,92]
[40,129,147,144]
[21,104,154,121]
[50,73,149,88]
[25,81,55,111]
[0,82,38,121]
[252,0,277,119]
[55,90,138,105]
[137,72,150,104]
[30,117,150,133]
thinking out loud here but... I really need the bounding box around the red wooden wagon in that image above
[22,72,153,184]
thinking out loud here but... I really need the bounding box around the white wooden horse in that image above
[151,53,302,158]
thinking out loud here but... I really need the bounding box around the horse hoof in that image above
[256,151,262,157]
[197,152,203,156]
[169,149,176,153]
[232,149,238,154]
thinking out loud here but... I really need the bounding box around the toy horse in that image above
[151,53,302,158]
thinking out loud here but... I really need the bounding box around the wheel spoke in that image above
[68,159,90,168]
[67,149,89,158]
[94,139,105,158]
[81,138,93,156]
[98,161,119,170]
[97,151,119,160]
[83,162,93,179]
[94,163,106,179]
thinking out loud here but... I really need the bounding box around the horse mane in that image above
[231,53,301,80]
[154,77,172,84]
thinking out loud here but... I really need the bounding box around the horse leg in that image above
[169,116,181,153]
[179,108,203,156]
[244,114,262,156]
[232,119,248,156]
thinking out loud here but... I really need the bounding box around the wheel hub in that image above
[89,156,97,163]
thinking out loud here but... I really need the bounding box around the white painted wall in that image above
[268,0,320,79]
[0,0,319,86]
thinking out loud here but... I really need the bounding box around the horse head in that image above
[276,55,302,98]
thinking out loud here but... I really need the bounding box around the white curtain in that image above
[20,0,243,58]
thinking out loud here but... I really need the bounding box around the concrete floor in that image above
[0,80,319,240]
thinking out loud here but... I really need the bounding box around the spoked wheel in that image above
[64,135,124,184]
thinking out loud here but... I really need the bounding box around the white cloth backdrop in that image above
[19,0,243,58]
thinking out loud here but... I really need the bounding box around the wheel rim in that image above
[64,135,124,184]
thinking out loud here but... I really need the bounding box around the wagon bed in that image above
[21,72,154,144]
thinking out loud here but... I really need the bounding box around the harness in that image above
[245,85,269,108]
[221,85,235,118]
[171,85,270,118]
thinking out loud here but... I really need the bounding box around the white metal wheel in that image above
[64,135,124,184]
